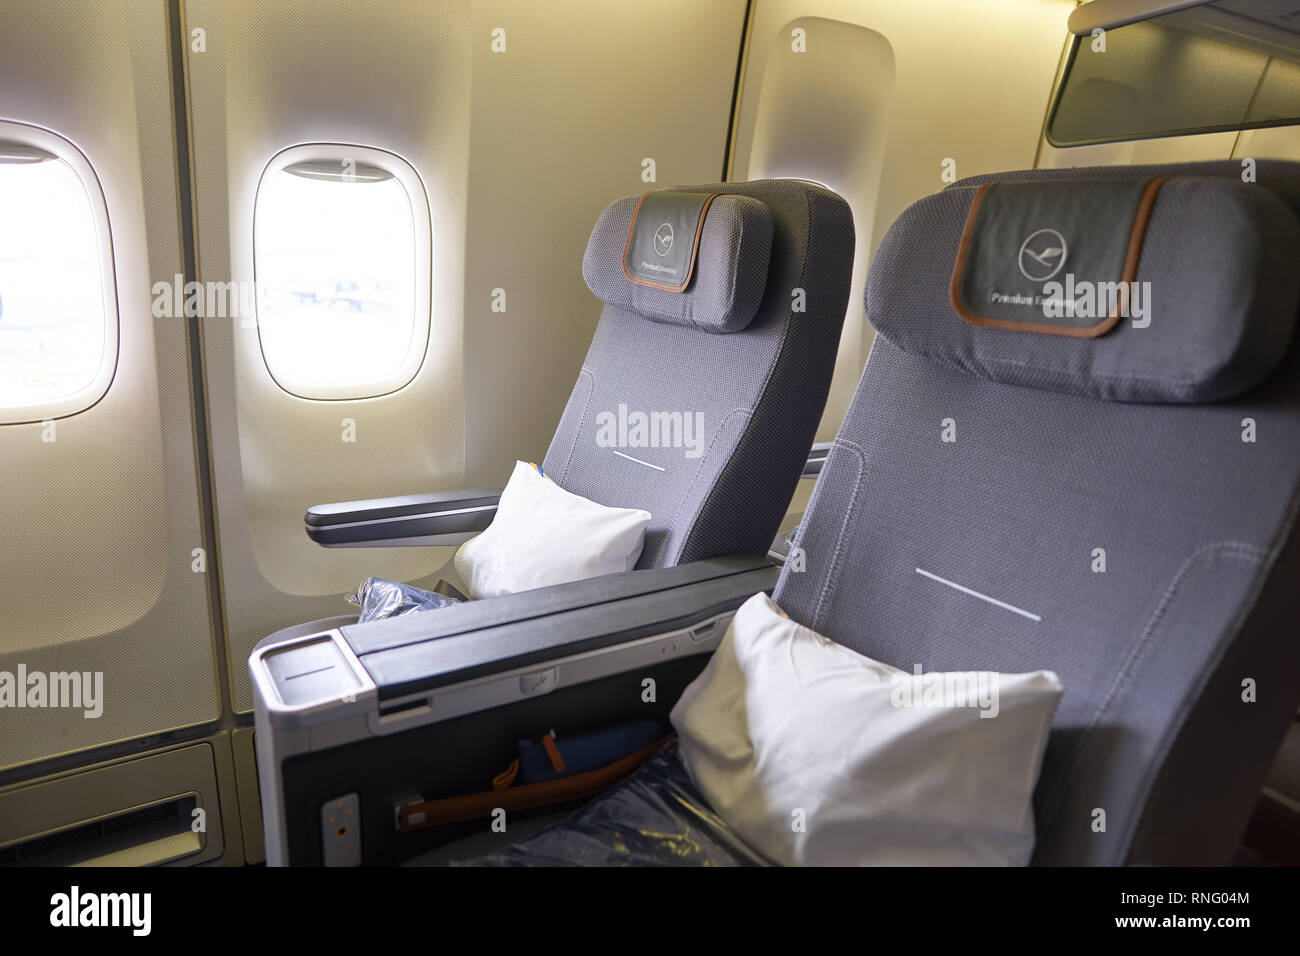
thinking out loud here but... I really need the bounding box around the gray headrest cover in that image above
[583,190,774,334]
[867,176,1300,403]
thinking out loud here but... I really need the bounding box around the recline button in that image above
[690,621,718,642]
[519,668,557,696]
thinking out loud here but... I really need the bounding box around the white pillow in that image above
[453,461,652,599]
[670,592,1062,866]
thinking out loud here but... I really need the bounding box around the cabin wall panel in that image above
[185,0,747,713]
[733,0,1077,441]
[0,0,219,771]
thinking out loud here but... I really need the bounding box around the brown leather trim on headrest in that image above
[621,191,719,293]
[948,177,1167,338]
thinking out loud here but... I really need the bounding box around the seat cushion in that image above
[671,592,1062,866]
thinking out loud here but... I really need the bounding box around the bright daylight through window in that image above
[0,146,112,420]
[254,155,425,400]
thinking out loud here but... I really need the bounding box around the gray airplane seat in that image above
[281,179,854,620]
[452,163,1300,866]
[250,181,856,865]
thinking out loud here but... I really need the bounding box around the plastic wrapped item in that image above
[453,741,770,867]
[348,577,461,624]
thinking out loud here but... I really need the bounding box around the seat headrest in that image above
[583,188,773,334]
[866,175,1300,403]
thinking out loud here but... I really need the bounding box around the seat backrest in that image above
[775,162,1300,865]
[542,180,854,568]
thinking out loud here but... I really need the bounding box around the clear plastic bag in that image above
[452,741,769,867]
[348,577,461,624]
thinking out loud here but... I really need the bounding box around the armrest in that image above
[346,555,778,700]
[304,488,501,547]
[250,555,778,865]
[250,555,776,717]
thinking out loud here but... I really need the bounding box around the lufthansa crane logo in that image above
[654,222,674,256]
[1017,229,1067,281]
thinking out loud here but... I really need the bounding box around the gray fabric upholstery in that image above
[776,162,1300,865]
[869,176,1300,402]
[546,180,855,568]
[264,181,852,646]
[955,159,1300,217]
[583,193,774,333]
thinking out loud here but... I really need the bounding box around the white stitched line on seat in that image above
[611,450,666,472]
[558,367,594,483]
[915,567,1042,623]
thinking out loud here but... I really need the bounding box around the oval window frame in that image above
[0,121,119,426]
[252,143,432,401]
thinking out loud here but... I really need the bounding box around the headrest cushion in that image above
[583,190,773,334]
[866,176,1300,402]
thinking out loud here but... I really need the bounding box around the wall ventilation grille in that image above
[0,794,201,866]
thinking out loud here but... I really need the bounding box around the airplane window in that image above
[1047,1,1300,147]
[253,147,428,400]
[0,137,115,423]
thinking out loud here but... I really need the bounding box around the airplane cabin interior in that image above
[1,0,1299,929]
